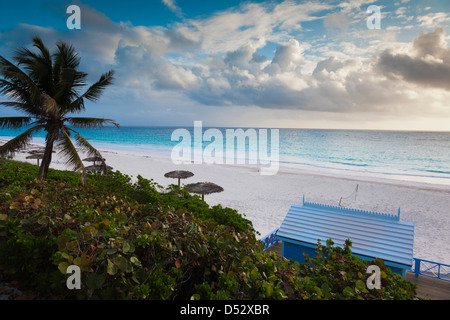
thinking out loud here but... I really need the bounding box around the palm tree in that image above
[0,36,119,186]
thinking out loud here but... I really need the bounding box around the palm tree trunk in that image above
[81,168,86,187]
[37,130,57,181]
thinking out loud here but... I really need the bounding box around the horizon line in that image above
[95,124,450,134]
[1,124,450,134]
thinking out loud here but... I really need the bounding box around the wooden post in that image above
[414,258,421,277]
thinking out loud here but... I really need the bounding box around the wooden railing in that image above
[261,228,280,251]
[412,258,450,282]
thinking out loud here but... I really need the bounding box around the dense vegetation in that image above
[0,159,417,300]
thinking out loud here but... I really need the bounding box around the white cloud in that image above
[1,1,450,129]
[396,7,407,18]
[268,39,308,73]
[417,12,450,29]
[161,0,183,17]
[183,1,331,53]
[323,12,349,33]
[338,0,378,13]
[377,28,450,90]
[114,42,201,91]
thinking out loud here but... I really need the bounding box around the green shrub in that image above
[0,159,417,300]
[297,239,417,300]
[131,175,253,233]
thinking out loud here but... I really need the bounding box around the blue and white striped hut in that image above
[276,197,415,278]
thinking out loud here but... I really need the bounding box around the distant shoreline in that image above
[2,133,449,191]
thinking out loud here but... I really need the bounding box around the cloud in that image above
[161,0,183,18]
[0,4,125,66]
[338,0,378,12]
[184,1,331,53]
[395,7,407,19]
[224,44,257,69]
[412,28,450,63]
[266,39,307,74]
[114,42,200,91]
[313,56,344,75]
[417,12,450,29]
[163,29,200,52]
[323,12,349,32]
[378,52,450,90]
[181,26,450,119]
[377,28,450,90]
[1,1,450,129]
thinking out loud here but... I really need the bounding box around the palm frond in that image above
[0,101,29,110]
[0,99,40,118]
[13,48,40,74]
[56,128,85,172]
[41,93,60,118]
[67,117,120,129]
[32,36,52,63]
[13,36,53,95]
[85,70,115,102]
[54,68,88,107]
[0,125,44,156]
[52,41,87,107]
[0,77,40,114]
[0,117,33,129]
[68,128,103,159]
[54,41,81,70]
[69,128,108,179]
[0,55,43,111]
[67,70,114,113]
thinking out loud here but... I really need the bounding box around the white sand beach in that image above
[2,138,450,265]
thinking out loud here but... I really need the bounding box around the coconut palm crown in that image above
[0,36,119,185]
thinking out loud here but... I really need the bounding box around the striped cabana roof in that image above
[276,198,415,268]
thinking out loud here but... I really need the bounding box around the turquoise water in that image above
[1,126,450,185]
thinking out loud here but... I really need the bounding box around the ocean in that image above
[1,126,450,187]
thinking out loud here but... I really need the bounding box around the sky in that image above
[0,0,449,131]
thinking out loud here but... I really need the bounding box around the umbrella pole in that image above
[202,193,204,201]
[178,178,181,187]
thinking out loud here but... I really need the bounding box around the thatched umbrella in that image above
[83,156,105,165]
[29,147,55,154]
[29,149,44,154]
[164,170,194,187]
[184,182,224,201]
[85,164,113,172]
[26,153,44,166]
